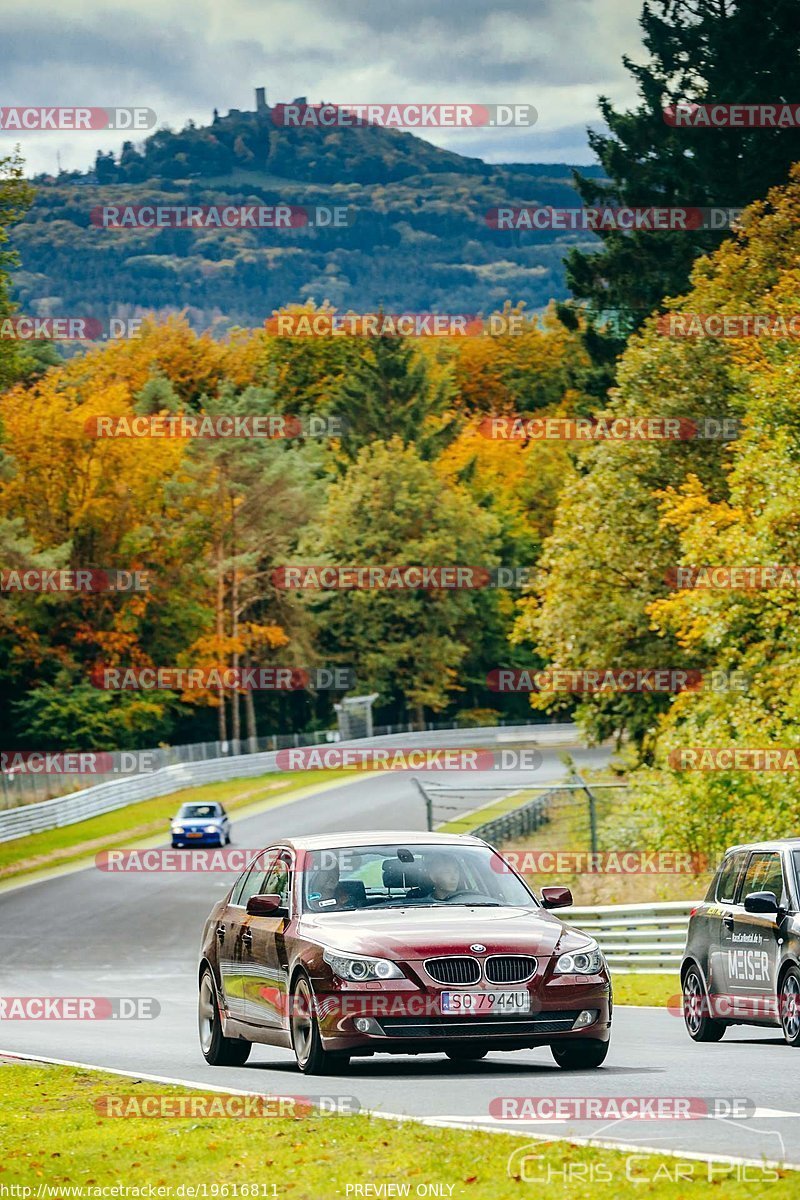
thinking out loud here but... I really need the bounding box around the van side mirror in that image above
[541,886,573,909]
[743,890,778,914]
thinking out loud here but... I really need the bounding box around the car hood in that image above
[298,905,589,958]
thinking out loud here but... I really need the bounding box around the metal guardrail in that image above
[0,723,580,844]
[0,751,284,843]
[563,900,694,974]
[470,790,553,844]
[468,783,694,974]
[0,716,568,809]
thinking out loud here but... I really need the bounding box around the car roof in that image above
[272,830,486,851]
[723,838,800,854]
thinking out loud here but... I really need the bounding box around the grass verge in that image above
[0,770,353,884]
[436,786,538,835]
[457,779,712,905]
[612,972,680,1007]
[1,1060,794,1197]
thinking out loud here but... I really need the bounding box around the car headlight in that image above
[553,941,604,975]
[172,825,184,834]
[323,949,404,981]
[205,825,219,833]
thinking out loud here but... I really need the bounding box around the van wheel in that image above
[683,968,726,1042]
[779,967,800,1046]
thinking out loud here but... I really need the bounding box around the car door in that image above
[239,851,293,1030]
[220,851,274,1018]
[216,864,250,1017]
[721,850,785,1019]
[707,849,748,1007]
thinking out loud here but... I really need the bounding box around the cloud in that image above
[0,0,645,174]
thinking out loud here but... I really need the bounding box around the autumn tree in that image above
[176,383,322,743]
[519,166,800,753]
[562,0,800,390]
[299,437,502,724]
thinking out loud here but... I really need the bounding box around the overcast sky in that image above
[1,0,646,176]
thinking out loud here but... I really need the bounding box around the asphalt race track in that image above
[1,742,797,1169]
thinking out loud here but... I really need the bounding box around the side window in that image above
[739,852,785,906]
[715,852,746,903]
[263,855,291,910]
[233,853,274,907]
[230,864,253,907]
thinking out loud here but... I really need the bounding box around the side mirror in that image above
[743,890,778,915]
[541,885,573,910]
[246,893,284,916]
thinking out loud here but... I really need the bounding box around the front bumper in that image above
[172,830,225,847]
[312,972,612,1055]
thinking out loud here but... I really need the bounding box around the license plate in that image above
[440,990,531,1015]
[187,832,203,838]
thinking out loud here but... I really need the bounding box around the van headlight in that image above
[553,941,604,975]
[323,949,404,981]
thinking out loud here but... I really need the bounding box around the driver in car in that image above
[426,853,463,902]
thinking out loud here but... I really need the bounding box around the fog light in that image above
[572,1009,598,1029]
[352,1016,383,1035]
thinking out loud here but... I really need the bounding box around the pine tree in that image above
[332,333,456,463]
[562,0,800,392]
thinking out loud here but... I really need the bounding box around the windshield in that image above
[300,843,536,913]
[178,804,220,819]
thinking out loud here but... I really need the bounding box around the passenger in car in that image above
[308,864,340,908]
[333,881,368,909]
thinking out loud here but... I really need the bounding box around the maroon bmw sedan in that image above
[198,831,612,1074]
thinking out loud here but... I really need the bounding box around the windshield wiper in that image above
[382,900,502,908]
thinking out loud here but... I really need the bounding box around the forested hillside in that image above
[11,101,604,330]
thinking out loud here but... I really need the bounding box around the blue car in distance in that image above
[171,802,231,848]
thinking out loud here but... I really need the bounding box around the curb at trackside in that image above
[0,1048,796,1171]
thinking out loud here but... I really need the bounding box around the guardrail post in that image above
[411,778,433,831]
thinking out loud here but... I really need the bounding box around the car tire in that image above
[290,972,350,1076]
[198,967,251,1066]
[779,967,800,1047]
[682,967,726,1042]
[444,1046,489,1061]
[551,1039,609,1069]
